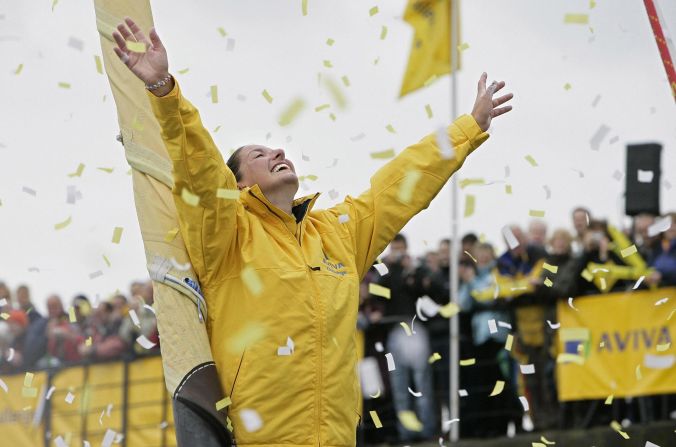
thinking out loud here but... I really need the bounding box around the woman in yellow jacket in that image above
[113,18,512,447]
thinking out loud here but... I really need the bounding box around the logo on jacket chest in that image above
[321,253,348,276]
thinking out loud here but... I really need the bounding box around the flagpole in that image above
[448,0,461,442]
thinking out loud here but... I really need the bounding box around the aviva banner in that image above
[557,287,676,401]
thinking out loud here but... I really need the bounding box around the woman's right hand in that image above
[112,17,171,93]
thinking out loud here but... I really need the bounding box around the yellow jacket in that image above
[148,81,489,446]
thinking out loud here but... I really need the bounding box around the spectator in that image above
[6,310,29,371]
[528,220,548,250]
[630,213,658,260]
[534,229,581,300]
[571,207,591,255]
[79,300,128,361]
[16,285,48,369]
[71,294,92,334]
[16,284,43,324]
[0,282,10,311]
[119,289,159,356]
[497,225,547,277]
[42,295,83,367]
[460,233,478,263]
[577,219,627,294]
[647,212,676,286]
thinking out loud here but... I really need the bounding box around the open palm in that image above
[112,17,168,85]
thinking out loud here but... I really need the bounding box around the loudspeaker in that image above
[625,143,661,216]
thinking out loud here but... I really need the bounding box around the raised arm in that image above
[113,18,237,286]
[330,73,512,279]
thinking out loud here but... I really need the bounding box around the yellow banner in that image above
[557,287,676,401]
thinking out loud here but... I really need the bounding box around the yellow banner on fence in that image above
[557,287,676,401]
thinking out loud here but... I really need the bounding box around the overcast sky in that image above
[0,0,674,312]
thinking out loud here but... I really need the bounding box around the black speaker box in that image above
[625,143,661,216]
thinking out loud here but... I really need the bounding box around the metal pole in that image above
[448,0,461,442]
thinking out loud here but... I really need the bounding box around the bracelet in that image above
[145,74,173,91]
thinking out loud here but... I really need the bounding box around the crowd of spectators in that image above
[0,280,159,374]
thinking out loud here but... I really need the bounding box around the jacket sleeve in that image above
[330,114,489,280]
[147,80,238,285]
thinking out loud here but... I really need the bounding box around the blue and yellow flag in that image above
[399,0,458,97]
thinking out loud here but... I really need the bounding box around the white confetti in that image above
[633,276,645,290]
[520,364,535,374]
[375,342,384,352]
[497,321,512,329]
[444,418,460,425]
[654,297,668,306]
[488,319,498,334]
[415,296,440,321]
[239,409,263,432]
[54,436,68,447]
[7,348,14,362]
[328,189,339,200]
[609,135,619,144]
[225,38,236,51]
[374,263,389,276]
[567,297,578,311]
[136,335,156,349]
[129,309,140,328]
[504,166,510,177]
[589,124,610,151]
[612,170,624,181]
[543,185,551,199]
[22,186,37,196]
[519,395,530,411]
[637,169,654,183]
[66,185,82,204]
[101,429,117,447]
[350,132,366,141]
[547,320,560,329]
[458,389,468,397]
[67,36,84,51]
[0,378,7,393]
[502,226,520,250]
[0,298,6,307]
[83,441,91,447]
[236,94,247,101]
[106,403,113,417]
[435,126,454,159]
[46,386,56,400]
[89,270,103,279]
[99,410,105,426]
[643,354,674,369]
[385,352,395,371]
[65,392,74,404]
[277,337,295,356]
[644,441,660,447]
[338,214,349,223]
[591,94,601,107]
[143,304,156,315]
[648,216,672,237]
[407,387,422,397]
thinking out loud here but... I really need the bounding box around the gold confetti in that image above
[564,13,589,24]
[398,411,423,432]
[314,104,330,112]
[341,75,350,87]
[227,322,266,353]
[439,302,459,318]
[177,67,190,75]
[22,387,37,398]
[216,396,232,411]
[459,358,476,366]
[261,89,274,104]
[540,436,555,445]
[68,306,77,323]
[278,98,306,126]
[213,125,221,133]
[324,76,347,109]
[58,82,71,89]
[505,184,512,194]
[301,0,308,16]
[525,155,538,166]
[423,74,439,87]
[604,394,614,405]
[217,188,240,200]
[428,352,442,364]
[0,313,9,320]
[581,268,593,282]
[164,228,179,242]
[217,27,227,37]
[457,42,470,51]
[610,421,630,439]
[326,38,335,46]
[399,322,412,336]
[370,149,395,160]
[369,283,391,299]
[385,124,396,133]
[505,334,514,351]
[329,113,336,121]
[54,216,72,230]
[425,104,433,119]
[464,195,476,218]
[23,372,34,388]
[459,178,485,189]
[210,85,218,103]
[398,170,421,204]
[620,245,637,258]
[369,6,379,16]
[544,277,553,287]
[635,364,642,380]
[464,250,477,263]
[589,0,596,8]
[68,163,85,178]
[369,410,383,428]
[85,337,92,347]
[181,188,200,207]
[489,380,505,396]
[564,83,572,90]
[51,0,58,11]
[125,40,146,53]
[94,56,103,74]
[543,263,559,273]
[97,167,114,173]
[380,26,388,40]
[656,342,671,352]
[323,60,333,68]
[242,266,263,296]
[111,227,123,244]
[14,64,24,75]
[102,255,111,267]
[529,209,545,218]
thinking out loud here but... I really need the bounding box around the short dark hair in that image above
[461,233,478,245]
[392,233,407,247]
[226,146,246,182]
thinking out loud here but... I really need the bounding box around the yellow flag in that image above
[399,0,458,97]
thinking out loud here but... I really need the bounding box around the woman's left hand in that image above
[471,72,513,131]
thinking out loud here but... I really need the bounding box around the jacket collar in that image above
[242,184,320,233]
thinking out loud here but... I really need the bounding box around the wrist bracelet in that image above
[146,74,172,91]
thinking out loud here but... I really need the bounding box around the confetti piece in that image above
[557,353,585,364]
[444,418,460,425]
[590,124,610,151]
[242,266,263,296]
[216,396,232,411]
[425,104,433,119]
[435,126,455,159]
[277,336,295,356]
[326,38,334,46]
[644,353,674,369]
[89,270,103,280]
[407,387,422,397]
[324,76,347,109]
[547,320,560,330]
[177,67,190,75]
[323,60,333,68]
[502,226,520,249]
[524,155,538,167]
[505,184,512,194]
[181,188,200,206]
[14,63,24,75]
[23,373,33,388]
[399,322,413,336]
[226,38,236,51]
[605,394,614,405]
[314,104,330,112]
[210,85,218,103]
[0,313,8,320]
[369,6,379,16]
[567,297,578,311]
[458,389,468,397]
[341,75,350,87]
[637,169,654,183]
[129,309,140,328]
[464,195,476,218]
[101,429,117,447]
[648,216,671,237]
[563,83,572,90]
[645,443,660,447]
[85,336,92,346]
[97,167,114,174]
[136,335,156,349]
[0,379,9,393]
[540,438,556,445]
[261,89,274,103]
[519,396,529,411]
[459,178,485,189]
[385,124,397,134]
[635,364,642,380]
[374,263,389,276]
[370,410,383,428]
[217,188,240,200]
[126,40,146,53]
[439,302,459,318]
[374,342,384,352]
[398,410,423,431]
[58,82,71,89]
[460,358,476,366]
[520,364,535,374]
[398,170,422,204]
[164,227,180,242]
[93,55,103,74]
[338,214,349,223]
[529,209,545,218]
[54,436,67,447]
[54,216,72,230]
[68,163,85,177]
[65,392,75,404]
[581,268,593,282]
[370,149,396,161]
[505,334,514,351]
[301,0,308,16]
[564,13,589,24]
[544,277,553,287]
[429,352,442,364]
[68,306,76,323]
[488,319,498,334]
[278,98,306,126]
[380,26,388,40]
[385,352,395,371]
[22,387,37,398]
[654,297,668,306]
[543,263,558,274]
[22,186,36,196]
[610,421,630,439]
[656,343,670,352]
[489,380,505,396]
[620,245,638,258]
[111,227,124,244]
[457,42,470,51]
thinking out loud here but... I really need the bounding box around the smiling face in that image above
[232,145,299,197]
